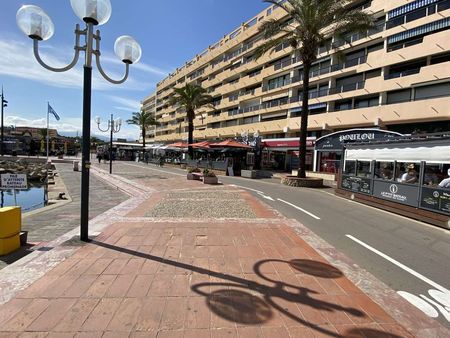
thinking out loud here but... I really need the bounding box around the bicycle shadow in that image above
[92,241,404,338]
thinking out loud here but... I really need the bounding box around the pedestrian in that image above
[439,168,450,189]
[97,152,102,164]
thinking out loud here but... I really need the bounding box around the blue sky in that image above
[0,0,268,140]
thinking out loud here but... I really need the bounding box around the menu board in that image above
[341,175,372,194]
[420,187,450,216]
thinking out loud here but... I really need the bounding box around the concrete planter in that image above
[187,173,195,180]
[203,176,218,185]
[281,176,324,188]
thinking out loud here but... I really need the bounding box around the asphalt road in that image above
[123,162,450,328]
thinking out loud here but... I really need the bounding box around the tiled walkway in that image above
[0,162,446,337]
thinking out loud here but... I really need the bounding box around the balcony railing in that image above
[329,81,365,94]
[291,55,367,83]
[384,68,421,80]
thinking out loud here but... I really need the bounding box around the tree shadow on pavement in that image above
[91,240,404,338]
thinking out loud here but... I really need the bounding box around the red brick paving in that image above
[0,167,442,337]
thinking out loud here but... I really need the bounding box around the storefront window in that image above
[344,160,356,175]
[396,162,420,184]
[318,152,341,173]
[424,163,450,188]
[357,161,371,178]
[375,161,394,180]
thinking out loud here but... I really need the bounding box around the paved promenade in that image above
[0,162,447,337]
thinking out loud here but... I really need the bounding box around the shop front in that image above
[314,129,403,174]
[338,134,450,228]
[261,137,316,171]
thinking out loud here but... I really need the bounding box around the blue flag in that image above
[48,103,60,121]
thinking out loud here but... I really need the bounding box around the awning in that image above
[210,139,252,148]
[345,145,450,163]
[189,141,211,149]
[263,139,315,148]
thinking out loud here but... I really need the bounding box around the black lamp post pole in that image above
[80,23,94,242]
[109,113,113,174]
[1,87,6,157]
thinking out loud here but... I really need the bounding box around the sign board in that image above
[315,129,403,152]
[227,166,234,177]
[420,187,450,216]
[341,175,372,195]
[372,181,419,207]
[1,174,28,190]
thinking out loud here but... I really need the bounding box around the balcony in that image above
[329,81,365,94]
[291,55,367,83]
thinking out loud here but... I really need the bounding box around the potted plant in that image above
[187,167,201,180]
[203,168,218,185]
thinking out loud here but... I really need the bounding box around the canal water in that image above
[0,185,47,212]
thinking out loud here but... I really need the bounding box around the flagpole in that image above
[46,102,49,162]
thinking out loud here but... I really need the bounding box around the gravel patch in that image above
[146,192,256,219]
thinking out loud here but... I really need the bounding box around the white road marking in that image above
[346,234,449,293]
[420,294,450,321]
[277,198,321,220]
[230,184,264,194]
[397,291,439,318]
[230,184,275,201]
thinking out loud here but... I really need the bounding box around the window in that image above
[335,99,353,111]
[211,122,221,129]
[367,42,384,53]
[229,93,239,102]
[355,96,379,108]
[365,69,382,80]
[414,82,450,100]
[430,52,450,65]
[228,107,239,116]
[386,59,426,79]
[357,161,371,178]
[387,89,411,104]
[335,74,364,92]
[267,74,290,90]
[243,116,259,124]
[375,162,394,180]
[423,163,449,186]
[396,162,420,184]
[225,119,238,127]
[344,161,357,175]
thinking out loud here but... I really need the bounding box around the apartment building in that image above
[141,93,157,144]
[145,0,450,156]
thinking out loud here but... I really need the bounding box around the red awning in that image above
[167,142,188,148]
[262,139,315,148]
[189,141,211,149]
[210,139,252,149]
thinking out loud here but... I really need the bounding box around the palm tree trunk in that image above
[298,62,311,179]
[188,109,194,159]
[142,126,146,161]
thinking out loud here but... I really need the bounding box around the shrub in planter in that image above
[187,167,201,180]
[203,169,218,184]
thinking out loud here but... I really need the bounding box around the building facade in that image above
[146,0,450,153]
[141,93,157,144]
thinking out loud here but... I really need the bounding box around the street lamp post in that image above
[95,114,122,174]
[1,87,8,157]
[16,0,142,242]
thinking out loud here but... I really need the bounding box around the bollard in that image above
[0,207,21,255]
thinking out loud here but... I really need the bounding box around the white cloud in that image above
[106,95,141,111]
[0,37,160,92]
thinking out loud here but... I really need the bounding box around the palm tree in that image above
[255,0,373,178]
[169,83,213,159]
[127,109,158,153]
